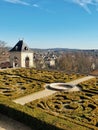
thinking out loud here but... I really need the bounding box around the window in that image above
[24,46,28,50]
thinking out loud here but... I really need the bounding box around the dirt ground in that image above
[0,113,32,130]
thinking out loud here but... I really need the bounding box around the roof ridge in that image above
[10,40,31,52]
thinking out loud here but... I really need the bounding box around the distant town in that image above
[0,40,98,75]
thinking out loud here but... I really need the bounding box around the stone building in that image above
[10,40,34,68]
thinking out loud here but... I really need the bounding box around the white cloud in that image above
[4,0,41,10]
[32,4,39,8]
[4,0,30,6]
[64,0,98,13]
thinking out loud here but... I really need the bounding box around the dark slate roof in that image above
[10,40,31,52]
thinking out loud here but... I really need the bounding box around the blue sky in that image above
[0,0,98,49]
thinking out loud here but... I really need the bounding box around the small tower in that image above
[10,40,34,68]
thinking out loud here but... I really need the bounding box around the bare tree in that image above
[0,40,7,55]
[56,51,92,73]
[0,40,11,68]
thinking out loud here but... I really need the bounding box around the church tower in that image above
[10,40,34,68]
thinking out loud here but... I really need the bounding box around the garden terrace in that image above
[0,68,97,130]
[0,68,84,99]
[26,78,98,130]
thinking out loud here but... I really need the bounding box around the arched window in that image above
[25,56,30,67]
[13,56,18,67]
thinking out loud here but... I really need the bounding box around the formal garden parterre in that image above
[26,78,98,129]
[0,68,84,99]
[0,68,98,130]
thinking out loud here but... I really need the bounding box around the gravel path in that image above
[67,75,95,85]
[0,113,32,130]
[13,88,57,105]
[13,75,95,105]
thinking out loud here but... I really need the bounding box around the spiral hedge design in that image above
[0,68,83,99]
[27,79,98,129]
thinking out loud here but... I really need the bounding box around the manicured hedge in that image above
[26,87,98,130]
[0,98,64,130]
[0,68,84,99]
[0,68,97,130]
[0,96,94,130]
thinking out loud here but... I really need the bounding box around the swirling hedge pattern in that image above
[27,79,98,129]
[0,68,84,99]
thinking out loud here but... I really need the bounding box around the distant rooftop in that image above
[10,40,31,52]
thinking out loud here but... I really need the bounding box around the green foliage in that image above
[0,96,91,130]
[26,78,98,130]
[0,68,84,99]
[0,68,97,130]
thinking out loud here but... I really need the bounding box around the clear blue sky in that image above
[0,0,98,49]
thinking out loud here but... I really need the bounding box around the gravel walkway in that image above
[67,75,95,85]
[0,113,32,130]
[13,88,57,105]
[13,75,95,105]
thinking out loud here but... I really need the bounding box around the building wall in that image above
[10,52,21,67]
[10,51,34,68]
[50,59,55,66]
[21,52,34,67]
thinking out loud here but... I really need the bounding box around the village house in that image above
[9,40,34,68]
